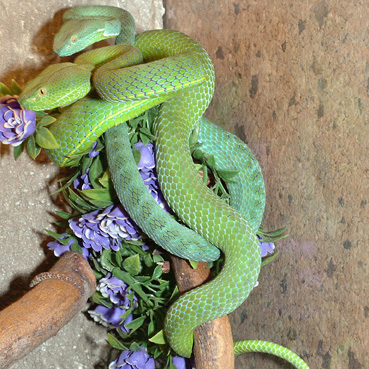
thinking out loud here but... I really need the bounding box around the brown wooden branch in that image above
[0,251,96,369]
[171,256,234,369]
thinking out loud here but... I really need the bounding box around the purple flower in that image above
[0,95,36,146]
[168,356,195,369]
[259,241,275,257]
[98,272,137,308]
[47,233,90,260]
[109,347,155,369]
[134,141,172,214]
[69,204,142,253]
[135,142,155,171]
[89,141,100,158]
[89,305,133,333]
[74,168,93,190]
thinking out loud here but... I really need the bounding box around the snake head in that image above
[19,63,94,111]
[53,18,122,57]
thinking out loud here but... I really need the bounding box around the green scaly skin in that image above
[234,341,309,369]
[19,6,309,368]
[133,30,261,357]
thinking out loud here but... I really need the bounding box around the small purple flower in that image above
[69,204,142,253]
[89,141,100,158]
[74,168,93,190]
[109,347,155,369]
[47,233,90,259]
[134,141,172,213]
[89,305,133,333]
[259,241,275,257]
[135,142,155,171]
[169,356,195,369]
[0,95,36,146]
[98,272,137,308]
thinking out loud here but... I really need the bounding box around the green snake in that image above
[19,6,309,368]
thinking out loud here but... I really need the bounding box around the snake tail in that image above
[234,340,309,369]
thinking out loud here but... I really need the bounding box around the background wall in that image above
[165,1,368,368]
[0,1,163,368]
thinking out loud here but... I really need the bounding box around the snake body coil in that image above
[18,6,309,368]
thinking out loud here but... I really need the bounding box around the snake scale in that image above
[19,6,309,368]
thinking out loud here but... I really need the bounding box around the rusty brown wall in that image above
[165,1,368,368]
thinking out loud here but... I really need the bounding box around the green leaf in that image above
[112,268,149,303]
[26,134,41,160]
[63,187,96,213]
[143,254,154,268]
[261,251,279,267]
[114,249,123,268]
[101,249,116,271]
[54,171,80,194]
[123,254,142,276]
[107,333,128,350]
[13,142,24,160]
[152,265,162,280]
[91,291,111,307]
[70,241,83,254]
[217,169,240,182]
[10,80,22,95]
[35,110,48,118]
[149,330,166,345]
[139,132,151,146]
[78,188,114,208]
[89,156,104,189]
[35,126,59,149]
[44,229,73,246]
[132,148,141,166]
[55,210,75,220]
[0,82,11,96]
[205,153,216,168]
[152,254,164,263]
[124,316,146,332]
[189,260,198,269]
[98,171,110,188]
[37,115,57,127]
[129,342,143,352]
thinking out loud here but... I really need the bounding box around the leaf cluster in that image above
[90,240,179,362]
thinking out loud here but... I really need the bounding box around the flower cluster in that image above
[89,305,133,333]
[0,95,36,146]
[69,204,141,253]
[89,272,138,333]
[109,347,155,369]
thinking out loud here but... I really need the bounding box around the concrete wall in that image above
[165,1,368,368]
[0,1,163,368]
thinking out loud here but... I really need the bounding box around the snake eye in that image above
[38,88,47,96]
[71,35,77,43]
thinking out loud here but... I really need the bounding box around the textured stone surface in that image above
[165,1,368,368]
[0,1,163,368]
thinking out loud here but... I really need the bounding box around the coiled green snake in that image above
[19,5,309,368]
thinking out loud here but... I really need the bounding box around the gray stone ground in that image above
[0,1,163,368]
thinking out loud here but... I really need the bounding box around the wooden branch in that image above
[171,256,234,369]
[0,251,96,369]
